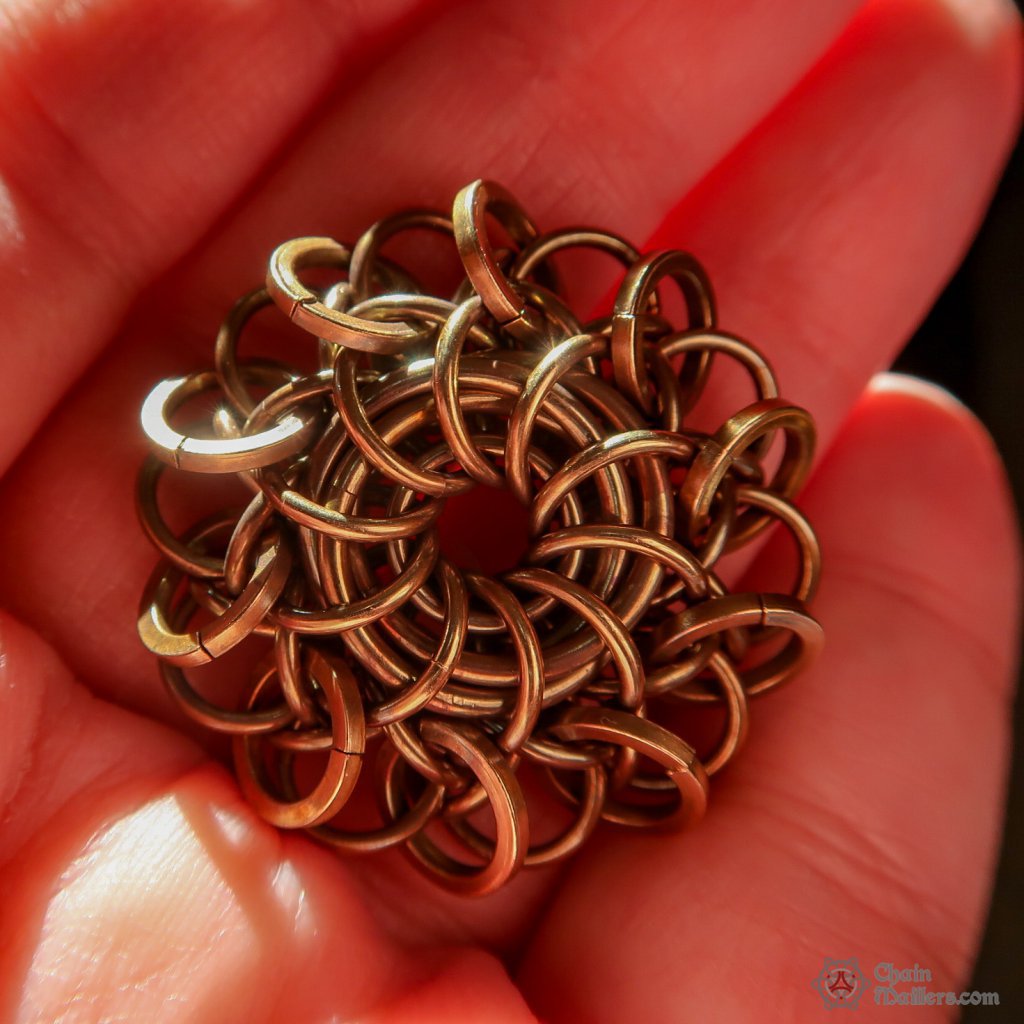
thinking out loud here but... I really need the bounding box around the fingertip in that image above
[936,0,1024,176]
[863,373,1016,552]
[936,0,1023,49]
[648,0,1022,459]
[919,0,1023,161]
[370,948,539,1024]
[814,372,1021,650]
[864,371,1006,472]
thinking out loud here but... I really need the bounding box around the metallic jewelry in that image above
[136,179,822,896]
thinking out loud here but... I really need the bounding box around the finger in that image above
[0,0,865,714]
[0,0,1016,956]
[649,0,1022,446]
[1,0,1015,726]
[517,374,1020,1021]
[0,0,862,466]
[0,0,432,475]
[0,611,537,1023]
[168,0,862,330]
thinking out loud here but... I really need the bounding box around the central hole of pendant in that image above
[437,483,532,576]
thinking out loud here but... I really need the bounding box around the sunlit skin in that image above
[0,0,1021,1020]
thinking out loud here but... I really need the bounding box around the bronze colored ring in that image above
[648,650,749,776]
[680,398,816,545]
[213,286,278,415]
[388,719,528,896]
[141,367,313,474]
[157,583,294,738]
[660,327,778,429]
[504,567,645,711]
[460,573,543,754]
[296,742,445,855]
[343,293,498,352]
[508,277,582,343]
[273,626,320,726]
[365,560,469,728]
[611,249,716,412]
[509,226,642,284]
[347,207,455,302]
[646,341,689,434]
[527,523,709,602]
[549,707,708,828]
[644,634,723,697]
[135,456,226,580]
[453,178,541,333]
[259,469,443,543]
[450,762,607,868]
[224,490,280,595]
[651,592,824,698]
[234,648,366,829]
[187,576,275,642]
[432,295,506,487]
[335,347,471,497]
[383,713,473,791]
[642,477,737,610]
[308,257,423,371]
[138,538,291,667]
[277,529,441,636]
[529,429,695,537]
[728,485,821,606]
[506,332,608,504]
[266,236,422,353]
[161,654,293,736]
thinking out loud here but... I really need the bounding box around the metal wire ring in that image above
[450,762,607,868]
[611,249,716,412]
[680,398,816,546]
[388,719,528,896]
[135,456,227,580]
[138,538,291,667]
[266,236,423,353]
[549,707,709,828]
[141,367,313,474]
[651,592,825,699]
[233,648,366,829]
[453,178,542,334]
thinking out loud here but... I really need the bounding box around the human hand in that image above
[0,0,1020,1020]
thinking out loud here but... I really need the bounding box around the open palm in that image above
[0,0,1021,1020]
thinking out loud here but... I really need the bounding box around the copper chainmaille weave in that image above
[136,179,823,896]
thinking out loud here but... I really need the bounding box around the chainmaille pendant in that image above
[136,179,823,896]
